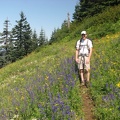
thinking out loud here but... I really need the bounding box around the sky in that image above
[0,0,78,40]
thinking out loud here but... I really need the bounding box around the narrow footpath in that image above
[81,85,96,120]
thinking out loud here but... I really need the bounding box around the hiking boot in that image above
[81,81,85,86]
[85,81,90,88]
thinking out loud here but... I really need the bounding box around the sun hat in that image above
[81,31,86,35]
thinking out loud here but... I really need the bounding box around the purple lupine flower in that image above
[102,96,109,102]
[65,105,71,112]
[26,88,35,103]
[0,109,7,120]
[109,93,115,100]
[105,83,109,90]
[110,83,113,90]
[38,103,45,116]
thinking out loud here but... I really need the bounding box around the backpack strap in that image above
[79,38,82,50]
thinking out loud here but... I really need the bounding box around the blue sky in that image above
[0,0,78,39]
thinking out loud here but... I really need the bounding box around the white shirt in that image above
[76,38,93,55]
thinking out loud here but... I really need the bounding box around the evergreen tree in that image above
[49,28,59,44]
[1,19,11,51]
[73,0,120,21]
[38,28,46,46]
[61,20,68,29]
[61,20,70,34]
[31,30,38,50]
[11,11,32,58]
[0,19,13,66]
[73,3,82,21]
[6,35,19,62]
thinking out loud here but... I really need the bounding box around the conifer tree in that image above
[0,19,13,66]
[38,28,46,46]
[49,28,57,44]
[31,30,38,50]
[73,0,120,21]
[1,19,11,51]
[11,11,32,57]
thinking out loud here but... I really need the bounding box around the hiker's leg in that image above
[86,69,90,82]
[80,69,84,83]
[78,57,85,84]
[85,69,90,87]
[85,56,90,82]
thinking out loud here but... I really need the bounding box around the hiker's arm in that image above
[75,49,79,63]
[89,47,92,60]
[86,47,92,64]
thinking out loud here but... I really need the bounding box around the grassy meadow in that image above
[0,39,84,120]
[0,5,120,120]
[90,33,120,120]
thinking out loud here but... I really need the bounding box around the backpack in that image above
[79,38,90,52]
[75,38,92,51]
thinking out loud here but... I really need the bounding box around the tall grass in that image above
[90,34,120,120]
[0,38,85,120]
[0,56,84,120]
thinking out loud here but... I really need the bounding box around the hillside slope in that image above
[90,33,120,120]
[0,37,84,119]
[0,31,120,119]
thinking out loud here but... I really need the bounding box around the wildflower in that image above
[116,82,120,88]
[14,80,16,83]
[45,76,49,80]
[21,96,24,100]
[102,96,108,102]
[106,35,109,39]
[13,114,19,118]
[32,119,37,120]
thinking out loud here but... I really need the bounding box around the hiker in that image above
[75,31,93,86]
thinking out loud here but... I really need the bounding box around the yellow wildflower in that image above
[21,96,24,100]
[106,35,109,39]
[45,76,49,80]
[116,82,120,88]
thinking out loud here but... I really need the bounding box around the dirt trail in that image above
[81,85,96,120]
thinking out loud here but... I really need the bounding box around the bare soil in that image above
[81,85,96,120]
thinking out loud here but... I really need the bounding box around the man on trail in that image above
[75,31,93,86]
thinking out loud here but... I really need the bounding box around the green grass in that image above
[0,38,84,120]
[90,33,120,120]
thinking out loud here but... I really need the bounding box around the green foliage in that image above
[0,56,6,68]
[31,30,39,50]
[90,35,120,120]
[11,11,32,56]
[73,0,120,21]
[38,28,48,46]
[49,5,120,43]
[0,12,40,68]
[49,22,70,44]
[0,41,83,119]
[73,5,120,40]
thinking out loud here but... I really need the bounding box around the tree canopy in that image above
[73,0,120,21]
